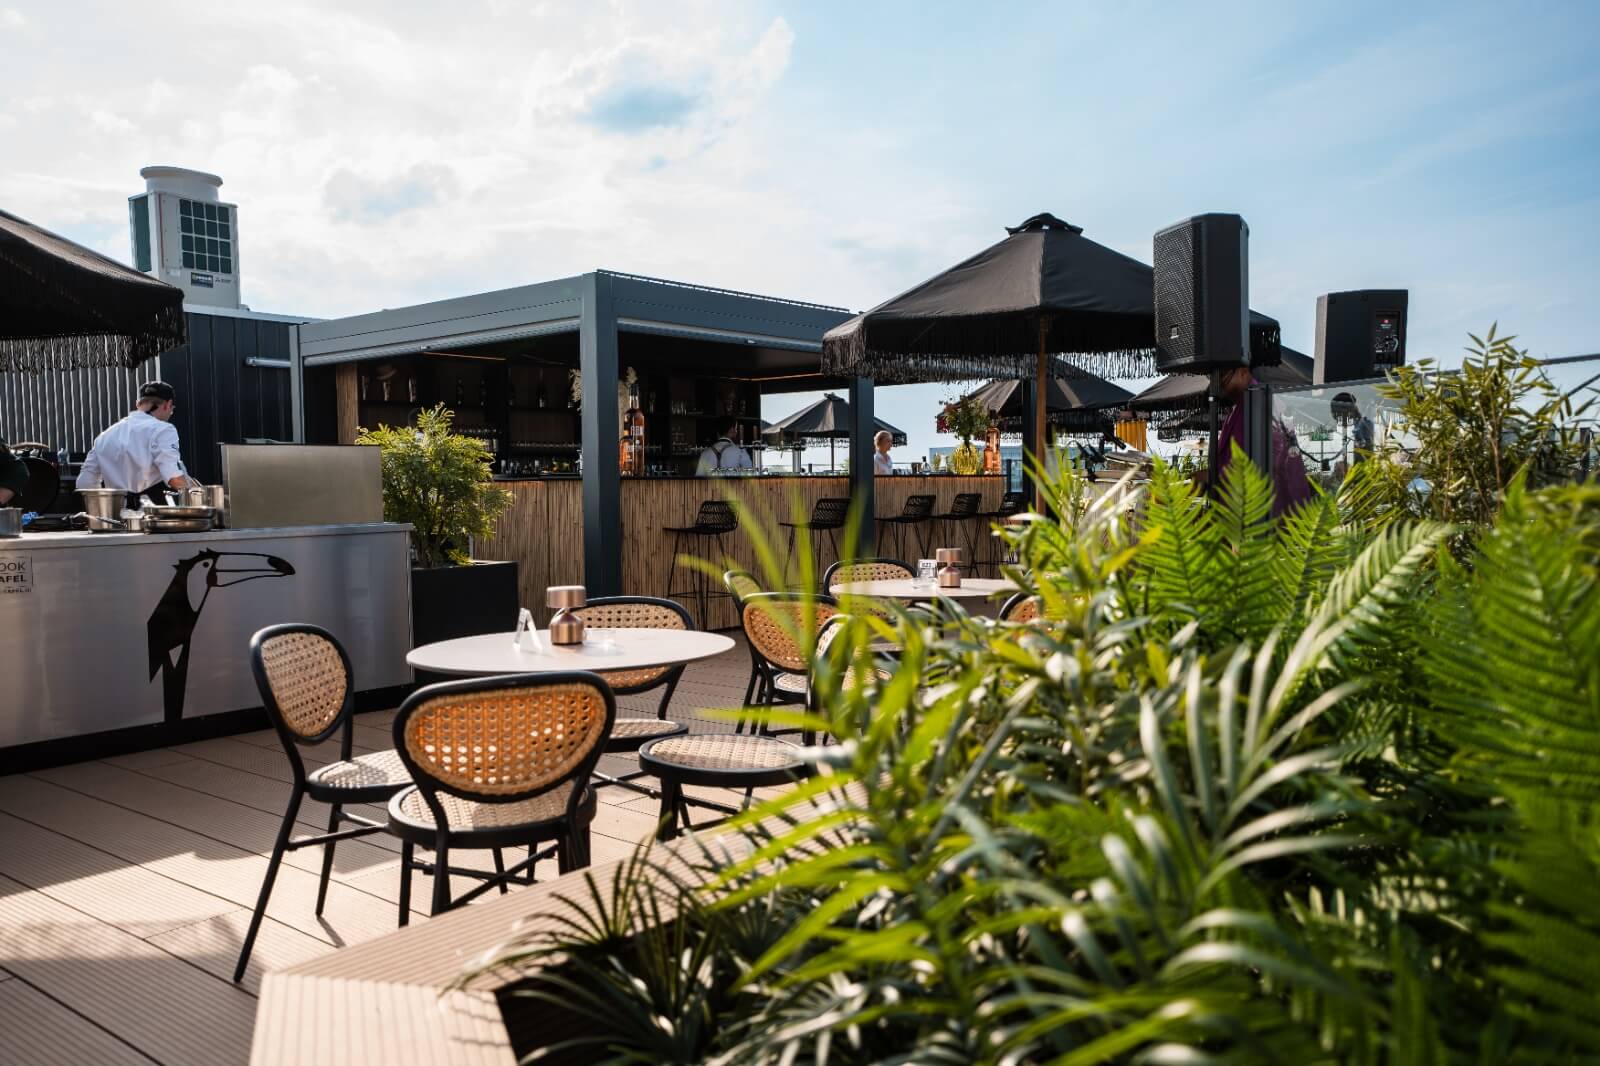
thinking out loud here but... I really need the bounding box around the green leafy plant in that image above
[1342,324,1592,544]
[942,395,991,475]
[469,385,1599,1063]
[355,403,510,567]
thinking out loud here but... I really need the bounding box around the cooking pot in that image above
[165,484,226,518]
[0,508,21,538]
[80,488,126,533]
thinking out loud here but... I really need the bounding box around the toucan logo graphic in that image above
[147,549,295,722]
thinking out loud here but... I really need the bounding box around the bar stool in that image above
[933,492,984,574]
[779,497,849,588]
[664,500,738,628]
[981,490,1028,576]
[876,494,935,560]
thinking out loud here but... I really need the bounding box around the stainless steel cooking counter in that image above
[0,522,413,752]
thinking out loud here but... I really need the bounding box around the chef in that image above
[76,381,192,506]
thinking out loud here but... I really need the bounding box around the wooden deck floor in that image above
[0,640,760,1066]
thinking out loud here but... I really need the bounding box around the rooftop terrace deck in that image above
[0,639,763,1066]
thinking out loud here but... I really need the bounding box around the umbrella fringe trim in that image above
[0,324,180,373]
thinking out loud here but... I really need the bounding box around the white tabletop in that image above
[829,577,1018,600]
[406,628,736,677]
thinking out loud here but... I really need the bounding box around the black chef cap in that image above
[139,381,176,402]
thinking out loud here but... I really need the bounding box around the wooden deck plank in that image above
[0,810,240,938]
[0,873,257,1066]
[0,774,408,946]
[148,909,335,995]
[22,763,404,883]
[0,976,158,1066]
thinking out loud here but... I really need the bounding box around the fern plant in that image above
[470,434,1598,1064]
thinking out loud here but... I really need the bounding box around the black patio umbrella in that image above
[0,207,186,372]
[821,212,1281,503]
[955,373,1133,434]
[764,393,907,469]
[1126,346,1314,426]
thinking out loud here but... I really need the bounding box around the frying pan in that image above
[7,442,60,513]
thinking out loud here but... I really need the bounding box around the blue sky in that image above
[2,0,1596,461]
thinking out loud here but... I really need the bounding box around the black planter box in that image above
[410,559,519,686]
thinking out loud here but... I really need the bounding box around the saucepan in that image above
[165,484,227,525]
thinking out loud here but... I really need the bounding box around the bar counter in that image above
[0,522,414,766]
[477,474,1006,629]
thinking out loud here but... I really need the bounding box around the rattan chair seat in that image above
[388,781,583,833]
[611,717,687,740]
[594,665,672,690]
[307,749,410,792]
[642,733,803,773]
[772,671,808,695]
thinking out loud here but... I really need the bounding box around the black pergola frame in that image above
[297,270,870,594]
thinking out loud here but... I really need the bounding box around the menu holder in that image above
[513,608,545,653]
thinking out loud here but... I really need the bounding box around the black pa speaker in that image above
[1154,213,1250,374]
[1314,289,1408,385]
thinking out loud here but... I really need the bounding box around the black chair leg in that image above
[398,841,414,927]
[314,802,341,917]
[663,531,684,598]
[234,787,303,982]
[430,836,452,916]
[492,847,508,894]
[783,526,798,587]
[657,781,682,841]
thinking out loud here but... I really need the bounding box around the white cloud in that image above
[1,0,1595,462]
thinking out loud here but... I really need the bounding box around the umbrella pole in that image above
[1035,318,1048,511]
[831,437,836,472]
[1206,369,1221,497]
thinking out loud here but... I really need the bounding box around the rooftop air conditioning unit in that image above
[128,165,241,310]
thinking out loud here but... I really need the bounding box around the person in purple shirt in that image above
[1206,367,1313,518]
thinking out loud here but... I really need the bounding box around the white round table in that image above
[829,577,1018,601]
[406,628,736,677]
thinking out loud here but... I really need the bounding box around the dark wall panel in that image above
[160,312,297,484]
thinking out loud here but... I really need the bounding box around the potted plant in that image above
[941,395,989,475]
[357,404,516,651]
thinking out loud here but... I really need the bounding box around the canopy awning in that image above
[0,207,186,373]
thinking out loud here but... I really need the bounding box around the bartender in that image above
[76,381,191,506]
[0,439,28,505]
[696,418,753,476]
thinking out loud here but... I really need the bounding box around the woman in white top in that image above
[76,381,191,503]
[872,430,895,475]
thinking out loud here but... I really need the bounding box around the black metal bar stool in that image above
[980,490,1028,576]
[779,497,849,588]
[664,499,739,628]
[876,493,935,560]
[933,492,984,573]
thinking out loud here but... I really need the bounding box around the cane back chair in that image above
[738,591,838,735]
[388,672,615,922]
[235,624,412,982]
[574,596,694,795]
